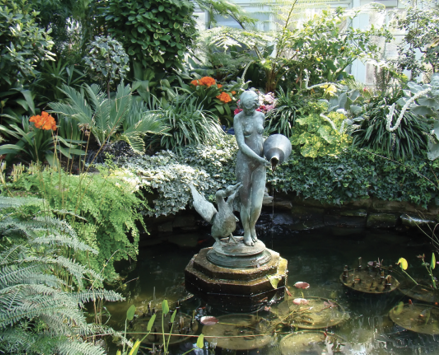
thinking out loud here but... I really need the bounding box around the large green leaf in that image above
[126,305,136,321]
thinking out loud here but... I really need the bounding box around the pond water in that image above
[105,224,439,355]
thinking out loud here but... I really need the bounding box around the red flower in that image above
[199,76,216,87]
[216,92,232,103]
[29,111,57,131]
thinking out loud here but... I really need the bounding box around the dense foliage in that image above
[116,138,439,215]
[119,136,237,216]
[395,5,439,79]
[104,0,197,72]
[0,0,54,90]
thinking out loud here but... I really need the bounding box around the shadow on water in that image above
[104,224,439,355]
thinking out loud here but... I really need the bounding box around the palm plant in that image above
[0,197,126,354]
[49,82,169,154]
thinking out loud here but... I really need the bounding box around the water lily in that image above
[294,281,310,289]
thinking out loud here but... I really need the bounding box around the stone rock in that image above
[366,213,399,228]
[340,209,368,218]
[290,205,325,230]
[271,213,295,225]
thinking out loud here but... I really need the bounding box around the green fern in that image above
[0,197,125,354]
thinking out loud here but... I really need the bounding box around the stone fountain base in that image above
[185,238,288,313]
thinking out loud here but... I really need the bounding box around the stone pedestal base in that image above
[185,241,288,313]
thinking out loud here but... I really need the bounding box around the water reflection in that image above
[106,226,439,354]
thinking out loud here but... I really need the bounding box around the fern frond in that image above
[0,197,44,210]
[56,339,106,355]
[0,244,23,265]
[0,327,39,354]
[0,264,47,288]
[0,292,83,329]
[31,234,97,254]
[75,288,125,304]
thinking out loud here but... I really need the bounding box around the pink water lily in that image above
[294,281,310,289]
[200,316,219,326]
[293,298,309,305]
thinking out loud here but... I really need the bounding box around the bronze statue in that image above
[234,91,271,246]
[190,90,291,248]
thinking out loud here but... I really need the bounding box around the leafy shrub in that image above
[290,101,352,158]
[351,93,430,160]
[0,197,125,354]
[269,149,439,207]
[120,138,439,215]
[0,0,55,90]
[119,136,237,217]
[104,0,197,72]
[395,5,439,80]
[2,166,148,280]
[83,36,130,97]
[31,59,86,106]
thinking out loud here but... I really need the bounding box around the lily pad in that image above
[280,331,351,355]
[202,313,274,350]
[389,303,439,335]
[272,296,349,330]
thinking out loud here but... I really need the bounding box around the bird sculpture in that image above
[189,183,242,244]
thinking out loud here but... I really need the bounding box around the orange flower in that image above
[199,76,216,87]
[232,91,236,95]
[217,84,223,89]
[190,79,199,86]
[216,92,232,103]
[29,111,57,131]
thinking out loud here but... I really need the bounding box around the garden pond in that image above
[104,225,439,355]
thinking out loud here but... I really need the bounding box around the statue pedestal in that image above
[185,239,288,313]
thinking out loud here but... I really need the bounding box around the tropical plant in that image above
[104,0,197,73]
[151,92,225,153]
[397,254,437,290]
[83,36,130,99]
[386,74,439,160]
[0,0,55,90]
[279,6,392,92]
[351,92,430,160]
[0,197,125,354]
[49,82,169,154]
[0,112,84,166]
[193,0,255,29]
[131,62,176,104]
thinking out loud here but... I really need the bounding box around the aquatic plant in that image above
[397,255,437,290]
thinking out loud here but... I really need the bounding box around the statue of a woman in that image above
[234,91,270,246]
